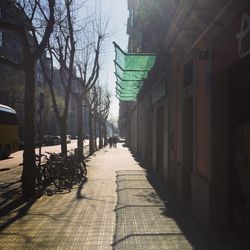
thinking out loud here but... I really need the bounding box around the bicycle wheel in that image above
[73,163,83,184]
[82,161,87,176]
[41,162,54,185]
[35,166,44,192]
[53,163,73,190]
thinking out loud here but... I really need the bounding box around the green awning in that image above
[116,76,143,89]
[115,64,148,81]
[116,86,139,95]
[116,94,137,101]
[114,42,156,101]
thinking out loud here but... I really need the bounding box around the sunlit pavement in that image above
[0,144,249,249]
[0,139,89,172]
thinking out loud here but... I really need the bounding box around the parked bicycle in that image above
[35,153,50,192]
[67,153,87,184]
[35,150,88,193]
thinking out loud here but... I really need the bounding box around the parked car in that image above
[66,135,71,143]
[43,135,54,146]
[18,141,24,150]
[52,136,61,145]
[43,135,61,146]
[18,137,41,149]
[84,134,89,139]
[119,137,126,143]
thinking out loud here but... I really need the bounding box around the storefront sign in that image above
[212,9,250,73]
[236,13,250,58]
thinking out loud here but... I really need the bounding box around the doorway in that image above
[228,55,250,234]
[182,96,193,201]
[156,105,164,174]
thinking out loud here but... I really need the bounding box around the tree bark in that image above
[21,59,36,199]
[98,120,102,149]
[89,109,94,155]
[76,96,84,158]
[60,119,67,156]
[0,0,55,199]
[103,122,107,146]
[94,114,97,151]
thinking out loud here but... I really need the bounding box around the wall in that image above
[191,38,211,227]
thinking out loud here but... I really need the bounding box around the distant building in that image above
[0,1,26,140]
[0,1,50,140]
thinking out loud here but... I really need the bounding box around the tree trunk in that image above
[89,109,94,155]
[98,120,102,149]
[76,96,84,158]
[60,118,67,156]
[22,60,36,199]
[94,114,97,151]
[103,121,107,146]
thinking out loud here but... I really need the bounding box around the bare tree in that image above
[41,0,76,156]
[0,0,55,198]
[70,5,111,158]
[100,93,110,147]
[71,34,102,158]
[85,87,98,155]
[94,86,110,149]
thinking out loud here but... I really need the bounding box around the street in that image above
[0,139,89,172]
[0,144,249,249]
[1,0,250,248]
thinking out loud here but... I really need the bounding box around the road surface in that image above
[0,139,89,173]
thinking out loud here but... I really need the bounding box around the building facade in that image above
[122,0,250,236]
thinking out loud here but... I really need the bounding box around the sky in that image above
[79,0,129,122]
[100,0,129,122]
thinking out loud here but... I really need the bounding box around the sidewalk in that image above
[0,144,249,249]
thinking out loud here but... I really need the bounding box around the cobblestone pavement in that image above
[0,144,250,249]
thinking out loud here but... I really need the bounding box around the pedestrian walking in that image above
[108,137,113,148]
[113,135,118,148]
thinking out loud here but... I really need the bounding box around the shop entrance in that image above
[182,96,193,201]
[156,105,164,174]
[228,55,250,234]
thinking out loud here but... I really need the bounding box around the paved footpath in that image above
[0,144,250,249]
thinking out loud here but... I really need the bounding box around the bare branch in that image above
[0,56,23,71]
[40,50,61,121]
[36,0,49,22]
[86,35,102,89]
[33,0,55,60]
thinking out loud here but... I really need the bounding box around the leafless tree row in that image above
[0,0,111,198]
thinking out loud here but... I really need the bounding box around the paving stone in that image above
[0,144,249,249]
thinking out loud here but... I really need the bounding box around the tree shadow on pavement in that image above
[0,180,22,212]
[76,177,88,199]
[0,178,39,233]
[112,169,225,250]
[0,197,36,233]
[112,152,250,250]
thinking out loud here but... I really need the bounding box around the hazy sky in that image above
[100,0,129,122]
[80,0,129,122]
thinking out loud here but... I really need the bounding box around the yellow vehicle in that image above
[0,104,19,158]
